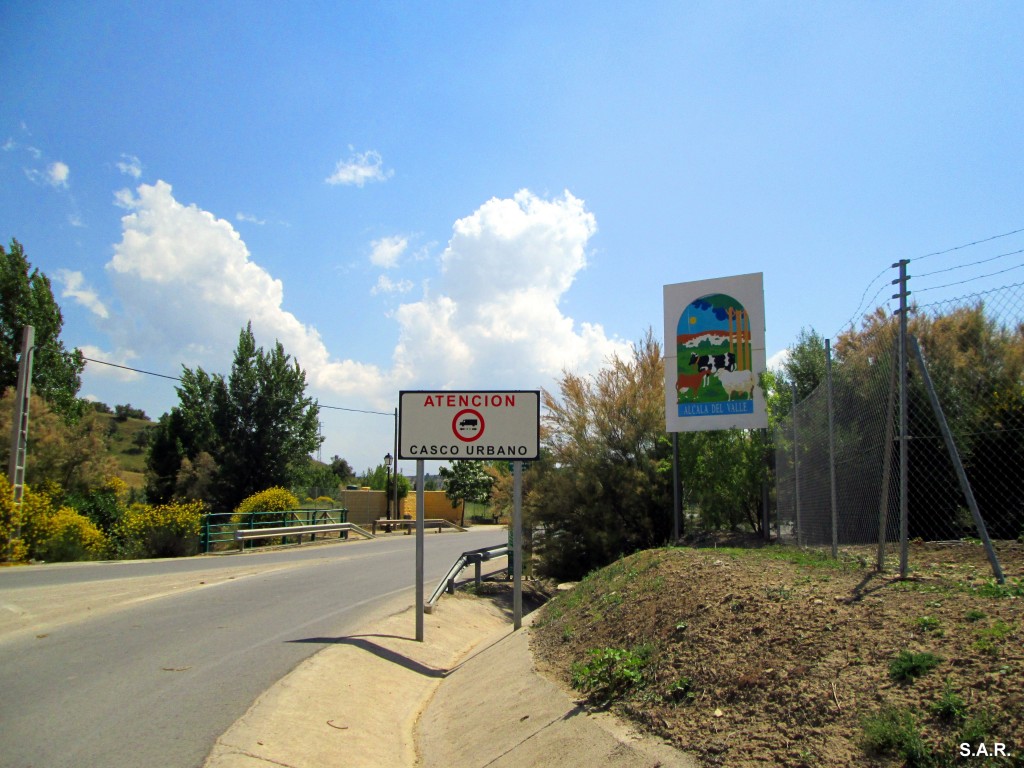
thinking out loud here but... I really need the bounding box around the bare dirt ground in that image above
[530,538,1024,767]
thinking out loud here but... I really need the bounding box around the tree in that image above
[361,463,411,499]
[529,329,673,580]
[293,458,340,499]
[677,429,770,532]
[0,239,85,420]
[438,460,494,526]
[146,323,322,511]
[114,404,147,421]
[329,455,354,483]
[216,324,322,510]
[0,390,117,496]
[773,327,828,415]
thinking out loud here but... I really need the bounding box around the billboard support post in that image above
[672,432,680,541]
[513,460,523,629]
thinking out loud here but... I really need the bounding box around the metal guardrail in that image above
[202,508,349,553]
[425,543,509,612]
[371,518,467,534]
[234,522,374,549]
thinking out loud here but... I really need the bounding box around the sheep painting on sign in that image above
[663,273,768,432]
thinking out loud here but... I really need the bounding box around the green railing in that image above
[202,508,348,553]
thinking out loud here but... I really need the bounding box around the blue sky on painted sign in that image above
[681,296,736,335]
[3,2,1024,475]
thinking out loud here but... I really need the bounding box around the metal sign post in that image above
[513,460,523,629]
[416,459,425,642]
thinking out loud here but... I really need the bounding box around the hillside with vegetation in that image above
[531,540,1024,767]
[91,407,156,489]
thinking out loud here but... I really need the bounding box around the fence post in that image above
[909,336,1005,583]
[791,382,802,546]
[892,259,911,577]
[877,344,898,571]
[826,339,838,559]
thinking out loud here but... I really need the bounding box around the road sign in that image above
[399,390,540,460]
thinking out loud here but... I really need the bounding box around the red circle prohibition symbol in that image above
[452,409,485,442]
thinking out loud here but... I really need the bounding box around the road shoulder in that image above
[417,611,700,768]
[203,593,510,768]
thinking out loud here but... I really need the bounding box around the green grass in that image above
[709,545,865,572]
[972,619,1014,656]
[914,615,943,634]
[889,650,942,683]
[570,645,654,704]
[930,679,968,723]
[860,706,931,765]
[95,412,157,475]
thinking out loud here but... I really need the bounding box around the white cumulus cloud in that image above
[26,160,70,188]
[80,345,140,382]
[767,348,791,371]
[325,148,393,187]
[47,161,69,187]
[57,269,109,318]
[370,235,407,268]
[392,189,627,389]
[100,182,627,427]
[113,188,135,209]
[116,154,142,179]
[105,180,387,400]
[371,275,414,295]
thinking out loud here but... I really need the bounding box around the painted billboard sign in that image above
[663,273,767,432]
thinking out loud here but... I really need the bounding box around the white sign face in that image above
[399,391,540,460]
[663,272,768,432]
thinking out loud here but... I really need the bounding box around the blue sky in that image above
[3,2,1023,476]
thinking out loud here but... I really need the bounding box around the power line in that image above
[82,355,393,417]
[915,246,1024,279]
[318,404,394,417]
[914,261,1024,294]
[834,225,1024,338]
[836,266,893,338]
[915,226,1024,263]
[82,356,182,381]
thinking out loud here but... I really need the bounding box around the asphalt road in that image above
[0,527,504,768]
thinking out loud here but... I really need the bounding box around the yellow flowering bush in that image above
[114,501,204,558]
[35,507,107,562]
[1,476,107,562]
[233,487,299,526]
[0,475,26,561]
[236,487,300,515]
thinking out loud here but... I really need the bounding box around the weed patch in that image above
[889,651,942,683]
[570,645,653,704]
[860,706,931,765]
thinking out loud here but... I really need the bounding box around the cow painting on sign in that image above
[674,292,756,415]
[675,370,710,400]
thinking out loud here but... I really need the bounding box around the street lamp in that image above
[384,452,393,520]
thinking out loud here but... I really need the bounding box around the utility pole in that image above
[892,260,911,578]
[7,326,34,555]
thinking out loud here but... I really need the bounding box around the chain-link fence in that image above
[775,275,1024,582]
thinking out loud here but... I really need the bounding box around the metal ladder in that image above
[7,326,34,548]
